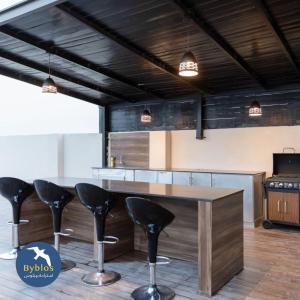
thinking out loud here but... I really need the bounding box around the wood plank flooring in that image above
[1,201,300,299]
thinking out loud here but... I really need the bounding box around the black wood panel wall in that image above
[108,89,300,132]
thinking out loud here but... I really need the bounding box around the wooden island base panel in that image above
[19,177,244,296]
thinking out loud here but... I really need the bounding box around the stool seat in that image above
[0,177,33,260]
[0,177,34,224]
[126,197,175,300]
[75,183,120,287]
[34,180,76,272]
[75,183,115,242]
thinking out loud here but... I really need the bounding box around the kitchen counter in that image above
[21,177,243,296]
[92,167,265,227]
[92,166,265,175]
[33,177,242,202]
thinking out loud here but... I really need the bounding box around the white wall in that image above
[0,134,102,180]
[171,126,300,176]
[63,134,102,178]
[0,135,62,180]
[0,75,99,136]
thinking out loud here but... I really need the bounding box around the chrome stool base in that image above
[61,259,76,272]
[0,248,18,260]
[131,285,175,300]
[82,271,121,286]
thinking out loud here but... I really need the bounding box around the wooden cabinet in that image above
[268,192,283,221]
[268,192,299,224]
[284,193,299,223]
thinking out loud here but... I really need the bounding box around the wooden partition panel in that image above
[109,132,149,168]
[62,194,94,243]
[93,195,134,260]
[198,192,244,295]
[19,192,134,261]
[134,198,198,262]
[19,193,53,244]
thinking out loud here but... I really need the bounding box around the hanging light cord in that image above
[186,18,190,51]
[48,53,51,77]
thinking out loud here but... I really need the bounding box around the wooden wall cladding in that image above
[134,198,198,262]
[108,90,300,132]
[109,132,149,168]
[19,193,53,245]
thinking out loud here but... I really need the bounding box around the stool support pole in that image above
[97,242,104,273]
[12,224,19,249]
[54,232,60,253]
[149,263,156,286]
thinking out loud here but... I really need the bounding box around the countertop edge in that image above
[91,166,265,176]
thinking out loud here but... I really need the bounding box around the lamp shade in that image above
[179,51,198,77]
[249,100,262,117]
[42,77,57,93]
[141,109,152,123]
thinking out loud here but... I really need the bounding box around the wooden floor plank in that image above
[1,201,300,299]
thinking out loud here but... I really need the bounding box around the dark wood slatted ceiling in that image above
[0,0,299,106]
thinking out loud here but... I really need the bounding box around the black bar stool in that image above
[126,197,175,300]
[75,183,121,286]
[0,177,33,260]
[33,180,76,272]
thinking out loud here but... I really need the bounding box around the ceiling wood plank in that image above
[173,0,267,89]
[57,2,211,95]
[253,0,300,75]
[0,25,164,99]
[0,48,131,102]
[0,64,104,106]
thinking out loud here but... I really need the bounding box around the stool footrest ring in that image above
[7,220,29,225]
[102,236,119,244]
[56,228,74,237]
[156,256,171,265]
[20,220,29,225]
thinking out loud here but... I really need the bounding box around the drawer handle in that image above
[284,200,287,213]
[277,200,280,212]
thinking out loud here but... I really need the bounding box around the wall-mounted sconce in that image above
[141,108,152,123]
[249,100,262,117]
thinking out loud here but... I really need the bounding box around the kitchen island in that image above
[20,177,243,296]
[92,167,265,227]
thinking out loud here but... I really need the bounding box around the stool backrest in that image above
[126,197,175,234]
[75,183,114,241]
[34,180,74,233]
[75,183,113,216]
[0,177,34,223]
[33,180,73,209]
[0,177,33,204]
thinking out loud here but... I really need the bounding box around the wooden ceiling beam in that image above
[0,64,105,106]
[253,0,300,75]
[173,0,267,89]
[0,48,131,102]
[57,2,211,95]
[0,25,164,99]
